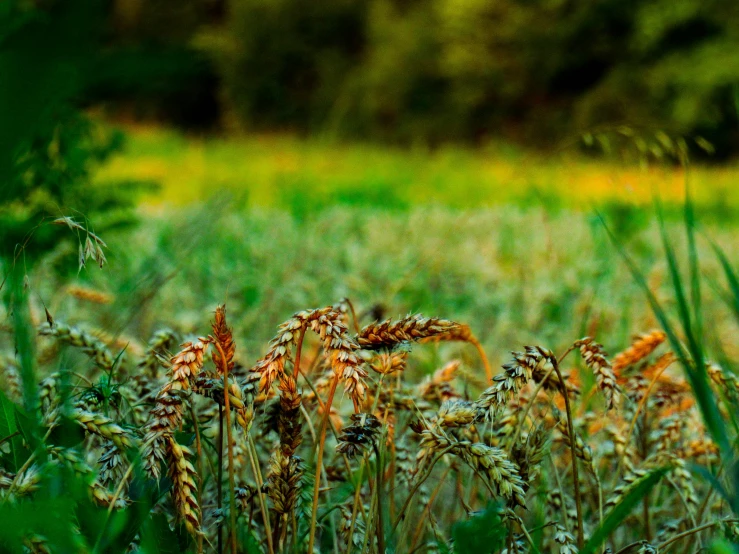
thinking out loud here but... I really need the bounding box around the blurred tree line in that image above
[5,0,739,156]
[208,0,739,154]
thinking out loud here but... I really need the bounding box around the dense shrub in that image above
[212,0,739,152]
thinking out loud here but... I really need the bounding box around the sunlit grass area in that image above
[97,125,739,214]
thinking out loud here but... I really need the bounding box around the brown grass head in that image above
[211,304,235,374]
[65,285,114,305]
[574,337,620,410]
[612,330,667,375]
[357,314,463,350]
[165,434,201,535]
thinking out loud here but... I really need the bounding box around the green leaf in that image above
[580,467,667,554]
[599,210,730,458]
[0,390,17,438]
[14,404,42,454]
[684,183,703,356]
[709,237,739,323]
[0,390,24,471]
[692,464,732,507]
[451,503,508,554]
[139,513,181,554]
[709,538,738,554]
[47,414,86,449]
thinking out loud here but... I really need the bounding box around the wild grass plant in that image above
[97,125,739,216]
[1,196,739,553]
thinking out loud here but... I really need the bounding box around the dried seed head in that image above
[276,373,302,456]
[141,390,186,479]
[612,330,666,375]
[90,481,128,509]
[475,346,555,419]
[39,321,115,371]
[72,409,134,450]
[437,399,476,428]
[574,337,620,411]
[165,434,201,535]
[418,322,474,344]
[138,341,202,480]
[137,328,178,378]
[98,445,126,488]
[267,451,303,515]
[357,314,463,350]
[556,419,593,466]
[419,427,526,507]
[211,305,235,374]
[337,413,381,458]
[167,339,211,389]
[65,285,114,305]
[369,350,408,375]
[510,425,549,491]
[553,525,578,554]
[253,307,367,409]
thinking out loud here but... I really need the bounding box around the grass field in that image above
[97,125,739,216]
[3,125,739,552]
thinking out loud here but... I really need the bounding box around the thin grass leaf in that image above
[692,464,733,508]
[598,212,730,457]
[684,181,703,353]
[709,237,739,323]
[0,390,24,471]
[654,199,699,363]
[580,467,668,554]
[451,503,508,554]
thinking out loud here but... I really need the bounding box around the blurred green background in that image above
[53,0,739,150]
[4,0,739,217]
[3,0,739,357]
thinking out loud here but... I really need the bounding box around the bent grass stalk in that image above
[308,373,340,553]
[215,343,237,554]
[246,436,275,554]
[551,357,584,549]
[614,358,675,482]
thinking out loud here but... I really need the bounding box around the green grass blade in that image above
[580,467,668,554]
[654,199,700,366]
[709,237,739,323]
[684,180,703,353]
[451,503,509,554]
[598,212,730,456]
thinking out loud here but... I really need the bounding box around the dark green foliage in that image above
[214,0,369,131]
[450,503,508,554]
[0,0,145,264]
[580,468,668,554]
[207,0,739,151]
